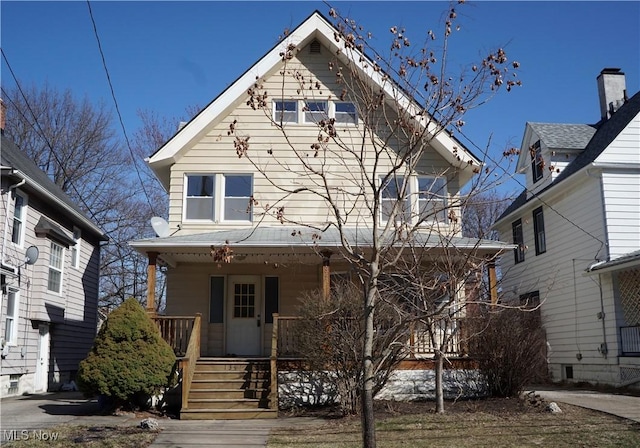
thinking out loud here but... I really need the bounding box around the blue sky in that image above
[2,1,639,194]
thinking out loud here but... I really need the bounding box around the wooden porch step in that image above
[189,388,268,399]
[180,408,277,420]
[187,398,269,410]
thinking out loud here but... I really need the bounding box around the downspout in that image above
[1,172,26,264]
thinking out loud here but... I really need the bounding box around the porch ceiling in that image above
[129,226,513,266]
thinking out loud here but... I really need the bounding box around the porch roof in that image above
[129,226,513,265]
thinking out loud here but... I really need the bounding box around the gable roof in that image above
[496,89,640,225]
[1,133,107,240]
[147,10,480,188]
[528,122,596,150]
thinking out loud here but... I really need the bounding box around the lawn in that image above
[1,425,158,448]
[269,398,640,448]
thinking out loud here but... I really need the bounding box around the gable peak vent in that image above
[309,40,321,54]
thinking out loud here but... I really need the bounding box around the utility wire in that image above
[85,0,158,217]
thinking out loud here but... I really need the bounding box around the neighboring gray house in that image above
[494,69,640,387]
[0,111,107,396]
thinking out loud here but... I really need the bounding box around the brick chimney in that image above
[597,68,627,121]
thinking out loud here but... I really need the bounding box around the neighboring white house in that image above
[494,68,640,387]
[0,109,107,396]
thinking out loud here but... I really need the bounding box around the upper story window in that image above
[530,140,544,184]
[186,175,215,221]
[11,192,27,246]
[184,174,253,223]
[381,176,411,223]
[380,175,448,224]
[224,175,252,221]
[71,227,81,269]
[47,242,64,294]
[512,218,525,264]
[532,206,546,255]
[273,100,357,126]
[303,101,328,124]
[334,102,358,125]
[4,288,19,344]
[417,176,447,223]
[273,101,298,124]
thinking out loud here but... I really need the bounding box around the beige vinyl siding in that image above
[167,42,456,234]
[166,262,325,356]
[497,175,619,374]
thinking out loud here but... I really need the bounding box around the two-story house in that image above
[0,103,107,396]
[130,11,512,418]
[493,68,640,387]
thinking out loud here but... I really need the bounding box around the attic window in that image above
[309,40,321,54]
[530,140,544,183]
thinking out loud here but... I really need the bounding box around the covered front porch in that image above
[131,226,506,418]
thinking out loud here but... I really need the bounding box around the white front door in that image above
[35,324,50,392]
[226,275,262,356]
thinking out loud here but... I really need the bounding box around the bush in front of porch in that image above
[77,298,176,411]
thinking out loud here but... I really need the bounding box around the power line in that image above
[85,0,158,217]
[457,128,607,249]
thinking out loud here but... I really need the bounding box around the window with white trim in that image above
[380,176,411,223]
[184,174,252,223]
[47,242,64,294]
[71,227,81,269]
[185,175,215,221]
[303,101,328,123]
[4,288,19,344]
[273,100,298,124]
[334,102,357,125]
[11,192,26,246]
[224,175,252,221]
[531,140,544,183]
[417,176,447,223]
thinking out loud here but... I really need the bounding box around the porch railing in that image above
[153,314,201,410]
[621,325,640,355]
[273,315,463,359]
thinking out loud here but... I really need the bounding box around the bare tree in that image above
[462,190,514,240]
[223,4,519,446]
[2,83,195,310]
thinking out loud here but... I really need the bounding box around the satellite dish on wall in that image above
[24,246,39,265]
[150,217,171,238]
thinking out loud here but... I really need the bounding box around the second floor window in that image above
[512,219,525,264]
[11,192,26,246]
[184,174,252,223]
[417,176,447,223]
[533,207,546,255]
[381,176,411,223]
[48,242,64,294]
[531,140,544,184]
[334,102,357,125]
[4,288,19,344]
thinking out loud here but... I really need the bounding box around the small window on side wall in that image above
[533,207,546,255]
[11,192,26,246]
[512,219,525,264]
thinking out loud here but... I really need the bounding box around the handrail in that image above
[181,313,201,410]
[269,313,279,410]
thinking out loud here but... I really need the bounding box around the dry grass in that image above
[2,425,159,448]
[270,399,640,447]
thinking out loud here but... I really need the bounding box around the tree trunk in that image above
[361,269,378,448]
[435,350,445,413]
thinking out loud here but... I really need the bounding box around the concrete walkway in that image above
[529,387,640,423]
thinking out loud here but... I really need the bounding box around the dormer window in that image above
[531,140,544,183]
